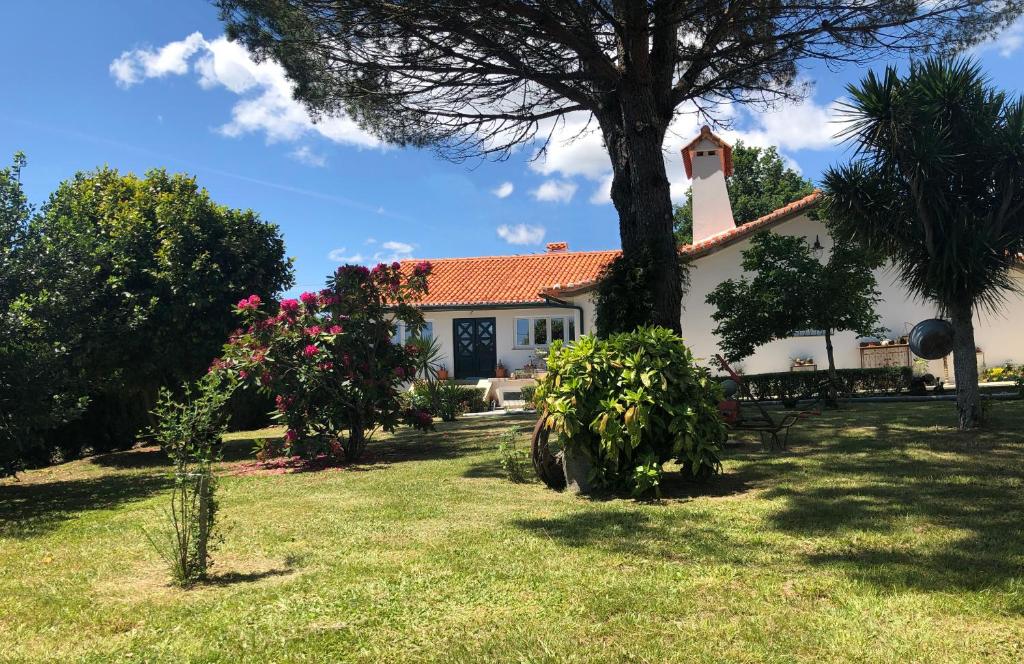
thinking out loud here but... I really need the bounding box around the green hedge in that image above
[734,367,913,402]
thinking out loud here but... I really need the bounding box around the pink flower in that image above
[305,325,322,336]
[395,366,406,379]
[303,344,319,358]
[413,261,432,276]
[284,429,298,443]
[259,372,272,386]
[391,261,401,270]
[280,299,300,315]
[300,291,318,308]
[238,370,250,380]
[328,325,343,334]
[275,395,293,413]
[237,294,262,310]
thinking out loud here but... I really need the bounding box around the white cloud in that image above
[110,33,380,149]
[110,32,206,87]
[368,240,415,263]
[289,145,327,167]
[731,97,845,153]
[328,248,364,263]
[492,181,514,198]
[589,174,614,205]
[533,90,843,207]
[330,238,413,264]
[530,113,611,180]
[975,16,1024,58]
[497,223,546,245]
[532,179,577,203]
[381,240,413,254]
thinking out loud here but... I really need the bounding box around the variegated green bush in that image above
[536,327,725,496]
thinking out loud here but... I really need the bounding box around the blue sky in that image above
[2,2,1022,295]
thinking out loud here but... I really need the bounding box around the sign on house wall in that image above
[859,344,911,369]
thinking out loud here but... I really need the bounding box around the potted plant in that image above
[790,356,816,372]
[436,365,449,381]
[494,361,508,379]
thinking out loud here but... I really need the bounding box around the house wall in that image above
[421,296,594,377]
[681,213,1024,376]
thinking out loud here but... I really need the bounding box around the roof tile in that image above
[402,190,822,307]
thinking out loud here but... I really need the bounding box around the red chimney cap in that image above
[546,241,569,253]
[681,126,734,179]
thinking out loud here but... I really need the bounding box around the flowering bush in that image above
[216,261,435,462]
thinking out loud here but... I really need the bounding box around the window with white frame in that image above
[392,320,433,344]
[514,316,576,348]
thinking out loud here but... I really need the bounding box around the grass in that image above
[2,403,1024,663]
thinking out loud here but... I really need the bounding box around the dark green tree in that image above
[706,232,882,403]
[0,155,86,475]
[216,0,1019,333]
[823,58,1024,429]
[19,167,294,455]
[674,141,816,244]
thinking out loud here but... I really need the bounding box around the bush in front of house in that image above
[519,384,538,410]
[536,327,725,497]
[409,380,487,421]
[735,366,913,402]
[216,262,435,463]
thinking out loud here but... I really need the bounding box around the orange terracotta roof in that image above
[404,191,822,307]
[682,126,734,179]
[400,250,619,307]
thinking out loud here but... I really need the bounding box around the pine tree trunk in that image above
[950,301,981,429]
[598,91,682,333]
[824,329,839,408]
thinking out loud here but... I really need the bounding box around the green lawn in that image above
[3,402,1024,663]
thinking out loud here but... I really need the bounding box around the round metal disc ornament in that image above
[908,319,955,360]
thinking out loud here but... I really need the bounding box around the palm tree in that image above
[824,58,1024,429]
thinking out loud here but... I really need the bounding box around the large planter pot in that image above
[561,445,594,494]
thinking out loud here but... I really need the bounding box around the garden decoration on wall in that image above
[909,318,956,360]
[215,262,435,464]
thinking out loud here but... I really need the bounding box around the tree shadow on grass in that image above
[761,402,1024,592]
[203,567,294,586]
[0,473,171,539]
[91,438,266,470]
[513,508,745,564]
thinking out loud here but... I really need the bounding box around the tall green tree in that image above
[19,167,294,455]
[706,232,882,402]
[216,0,1019,333]
[0,155,86,475]
[823,58,1024,429]
[674,141,816,244]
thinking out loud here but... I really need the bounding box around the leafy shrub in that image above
[409,380,487,421]
[980,363,1023,383]
[537,327,725,497]
[735,367,912,402]
[253,437,286,462]
[146,375,231,587]
[519,384,538,410]
[497,425,528,482]
[217,262,435,462]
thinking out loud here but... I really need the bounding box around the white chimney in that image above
[682,126,735,244]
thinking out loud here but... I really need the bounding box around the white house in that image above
[400,127,1024,384]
